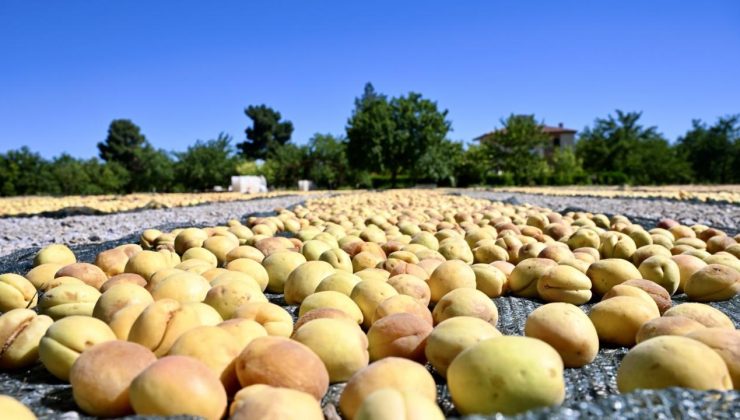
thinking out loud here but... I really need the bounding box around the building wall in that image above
[543,133,575,158]
[559,133,575,148]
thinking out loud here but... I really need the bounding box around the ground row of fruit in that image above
[467,190,739,235]
[0,190,738,419]
[0,191,326,217]
[2,185,737,219]
[491,185,740,204]
[0,194,322,259]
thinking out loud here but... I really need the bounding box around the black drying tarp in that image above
[1,227,739,419]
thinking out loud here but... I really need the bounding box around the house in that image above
[475,122,577,158]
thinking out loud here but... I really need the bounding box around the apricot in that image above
[424,316,501,377]
[617,336,732,392]
[340,357,437,420]
[292,317,369,382]
[447,336,564,415]
[69,340,156,417]
[234,336,329,400]
[129,355,227,420]
[525,303,598,367]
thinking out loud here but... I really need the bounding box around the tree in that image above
[346,83,452,186]
[49,155,129,195]
[479,114,551,185]
[576,110,692,184]
[0,147,131,196]
[677,115,739,183]
[94,160,130,194]
[175,133,239,191]
[98,119,148,166]
[631,137,692,184]
[261,143,309,189]
[50,154,95,195]
[413,139,463,185]
[307,133,351,189]
[97,119,174,192]
[238,105,294,159]
[392,93,453,184]
[126,147,175,193]
[0,147,57,196]
[346,83,394,181]
[235,160,262,176]
[549,148,587,185]
[455,144,490,187]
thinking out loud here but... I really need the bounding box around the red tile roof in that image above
[541,125,577,134]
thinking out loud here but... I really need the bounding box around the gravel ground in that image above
[0,195,321,258]
[462,191,740,234]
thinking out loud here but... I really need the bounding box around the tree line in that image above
[1,83,738,196]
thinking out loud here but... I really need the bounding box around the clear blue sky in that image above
[1,1,738,159]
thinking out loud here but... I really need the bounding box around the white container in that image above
[231,176,268,193]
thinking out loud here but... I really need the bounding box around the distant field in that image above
[0,191,324,217]
[489,185,740,204]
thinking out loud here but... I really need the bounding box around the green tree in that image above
[307,133,351,189]
[235,160,262,176]
[97,119,174,192]
[346,83,394,180]
[0,148,130,196]
[94,160,130,194]
[128,147,175,193]
[48,155,128,195]
[414,139,463,185]
[632,138,692,184]
[346,83,452,186]
[549,148,587,185]
[676,115,739,183]
[238,105,294,159]
[0,147,57,196]
[455,144,490,187]
[175,133,239,191]
[392,93,454,184]
[262,143,309,189]
[50,154,95,195]
[97,119,147,167]
[479,114,550,185]
[576,110,692,184]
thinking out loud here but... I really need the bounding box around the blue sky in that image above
[1,1,738,159]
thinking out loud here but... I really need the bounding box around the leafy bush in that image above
[370,174,415,189]
[174,133,239,191]
[595,171,630,185]
[485,172,516,186]
[549,148,588,185]
[261,143,309,189]
[677,116,739,184]
[480,114,551,185]
[0,147,57,196]
[0,148,130,196]
[576,110,695,185]
[307,134,351,189]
